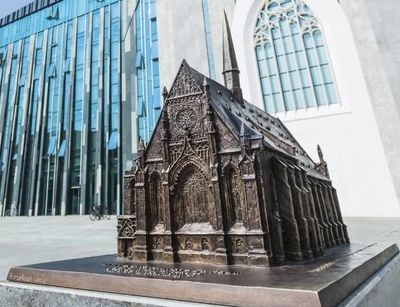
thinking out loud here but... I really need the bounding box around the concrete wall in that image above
[340,0,400,214]
[156,0,235,90]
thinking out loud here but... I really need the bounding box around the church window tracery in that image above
[254,0,338,113]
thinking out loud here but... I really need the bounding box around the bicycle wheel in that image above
[89,210,97,221]
[5,209,10,217]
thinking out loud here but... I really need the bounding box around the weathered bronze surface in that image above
[119,14,349,267]
[7,243,399,307]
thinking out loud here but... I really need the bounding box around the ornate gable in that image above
[167,61,203,100]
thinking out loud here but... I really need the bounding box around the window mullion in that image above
[262,44,276,114]
[288,22,307,109]
[310,31,329,106]
[296,14,318,108]
[270,26,286,112]
[278,20,297,111]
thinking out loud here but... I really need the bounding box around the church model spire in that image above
[222,10,243,102]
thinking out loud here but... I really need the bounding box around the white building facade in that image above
[156,0,400,217]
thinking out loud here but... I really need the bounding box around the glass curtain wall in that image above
[0,0,123,216]
[135,0,161,144]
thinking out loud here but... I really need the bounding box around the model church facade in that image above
[118,15,349,266]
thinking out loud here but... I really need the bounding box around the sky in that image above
[0,0,33,18]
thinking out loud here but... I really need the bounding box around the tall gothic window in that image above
[254,0,338,113]
[224,167,244,227]
[150,173,163,227]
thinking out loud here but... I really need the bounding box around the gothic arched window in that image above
[254,0,338,113]
[150,173,163,227]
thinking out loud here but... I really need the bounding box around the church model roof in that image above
[184,62,329,181]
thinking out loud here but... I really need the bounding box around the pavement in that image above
[0,216,116,280]
[0,216,400,281]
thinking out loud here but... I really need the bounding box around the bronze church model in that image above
[118,14,349,266]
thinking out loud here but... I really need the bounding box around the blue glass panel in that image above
[137,98,144,117]
[271,28,279,39]
[283,91,294,111]
[280,20,290,37]
[289,71,301,89]
[295,50,307,69]
[260,77,271,94]
[256,46,264,60]
[313,30,324,47]
[266,58,277,75]
[265,44,274,58]
[283,36,292,51]
[320,64,333,83]
[304,87,315,107]
[108,132,118,150]
[48,63,57,78]
[314,85,326,105]
[303,33,313,49]
[316,46,328,63]
[299,68,309,86]
[263,94,273,113]
[274,38,284,56]
[47,137,57,155]
[310,66,322,85]
[276,55,286,71]
[58,140,66,157]
[326,83,338,103]
[152,90,160,109]
[293,89,304,108]
[151,45,158,60]
[273,93,285,112]
[286,53,296,71]
[306,49,319,66]
[292,34,303,51]
[258,60,268,76]
[281,73,290,91]
[135,51,143,68]
[270,75,280,93]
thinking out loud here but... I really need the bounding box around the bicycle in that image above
[5,207,18,217]
[89,205,110,221]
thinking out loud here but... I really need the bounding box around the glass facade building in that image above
[0,0,160,216]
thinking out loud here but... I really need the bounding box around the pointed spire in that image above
[222,10,243,102]
[317,145,330,179]
[162,86,168,100]
[317,144,324,163]
[240,122,250,155]
[203,76,209,88]
[137,139,146,168]
[139,139,145,151]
